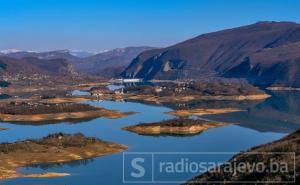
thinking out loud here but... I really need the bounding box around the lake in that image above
[1,91,299,185]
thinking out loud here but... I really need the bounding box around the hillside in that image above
[73,46,155,78]
[0,56,76,76]
[1,47,155,79]
[185,129,300,184]
[4,50,80,62]
[122,21,300,87]
[224,41,300,87]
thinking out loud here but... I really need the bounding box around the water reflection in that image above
[107,81,156,90]
[1,91,299,185]
[112,90,300,134]
[128,132,203,137]
[0,94,11,99]
[26,158,94,170]
[202,91,300,133]
[5,117,99,126]
[71,90,90,96]
[107,84,125,91]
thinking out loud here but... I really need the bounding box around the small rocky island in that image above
[165,108,243,117]
[122,118,229,136]
[0,101,133,122]
[0,133,128,179]
[184,129,300,184]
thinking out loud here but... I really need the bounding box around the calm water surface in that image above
[1,91,299,185]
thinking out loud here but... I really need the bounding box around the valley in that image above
[0,21,300,184]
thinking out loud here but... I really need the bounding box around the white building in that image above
[116,78,142,83]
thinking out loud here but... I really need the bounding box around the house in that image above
[91,92,103,96]
[154,86,163,93]
[91,91,104,98]
[115,88,126,95]
[90,86,109,98]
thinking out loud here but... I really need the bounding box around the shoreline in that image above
[119,93,271,104]
[267,86,300,91]
[0,82,109,95]
[165,108,244,117]
[21,172,71,178]
[42,97,91,104]
[122,118,230,136]
[0,105,134,122]
[0,109,134,122]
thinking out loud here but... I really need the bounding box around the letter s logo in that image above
[131,158,145,178]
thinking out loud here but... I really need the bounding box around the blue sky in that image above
[0,0,299,52]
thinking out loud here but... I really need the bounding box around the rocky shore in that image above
[122,118,229,136]
[0,102,134,122]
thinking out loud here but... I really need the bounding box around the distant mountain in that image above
[4,49,81,62]
[0,49,97,59]
[69,50,97,58]
[0,49,23,54]
[0,56,77,76]
[1,47,155,79]
[122,21,300,87]
[74,46,156,78]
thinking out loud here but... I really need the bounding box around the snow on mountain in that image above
[0,49,23,54]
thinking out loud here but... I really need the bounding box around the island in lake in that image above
[122,118,230,136]
[0,101,133,122]
[115,80,270,104]
[0,133,127,179]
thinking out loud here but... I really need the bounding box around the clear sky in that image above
[0,0,299,52]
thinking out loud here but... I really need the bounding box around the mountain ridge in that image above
[0,46,156,78]
[0,56,77,77]
[72,46,156,78]
[121,21,300,87]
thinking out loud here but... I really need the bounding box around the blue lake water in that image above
[107,84,125,91]
[1,91,299,185]
[71,90,90,96]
